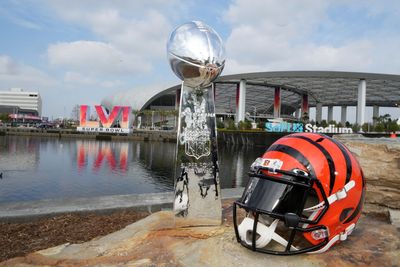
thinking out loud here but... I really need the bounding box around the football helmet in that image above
[233,133,365,255]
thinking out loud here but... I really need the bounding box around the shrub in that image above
[226,118,236,130]
[244,120,252,130]
[361,123,370,132]
[352,123,360,132]
[238,120,245,130]
[320,120,328,127]
[216,120,225,129]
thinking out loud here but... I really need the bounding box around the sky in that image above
[0,0,400,121]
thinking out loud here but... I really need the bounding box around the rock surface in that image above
[335,135,400,209]
[2,135,400,266]
[2,209,399,267]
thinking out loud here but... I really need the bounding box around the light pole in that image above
[151,110,154,129]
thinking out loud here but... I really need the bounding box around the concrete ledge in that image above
[0,188,244,222]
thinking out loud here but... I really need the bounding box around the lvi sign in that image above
[77,105,132,134]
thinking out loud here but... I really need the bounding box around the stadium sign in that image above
[265,121,303,132]
[305,124,353,134]
[77,105,132,134]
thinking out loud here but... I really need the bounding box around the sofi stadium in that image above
[102,71,400,129]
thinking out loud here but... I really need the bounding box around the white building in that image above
[0,88,42,116]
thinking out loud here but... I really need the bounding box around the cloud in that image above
[0,55,18,75]
[48,41,151,75]
[225,0,327,40]
[64,71,97,85]
[0,55,54,89]
[222,0,400,74]
[44,1,176,78]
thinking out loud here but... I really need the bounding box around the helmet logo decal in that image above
[311,229,329,240]
[250,157,283,172]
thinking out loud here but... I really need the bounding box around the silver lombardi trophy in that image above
[167,21,225,226]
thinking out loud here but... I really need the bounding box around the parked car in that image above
[36,123,53,129]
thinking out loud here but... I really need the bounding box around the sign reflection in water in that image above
[77,141,128,173]
[0,136,266,203]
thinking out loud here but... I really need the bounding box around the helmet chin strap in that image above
[238,217,298,251]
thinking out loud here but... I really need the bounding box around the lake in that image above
[0,136,267,203]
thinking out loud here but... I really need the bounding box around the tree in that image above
[320,120,328,127]
[388,119,399,133]
[362,123,370,132]
[374,114,399,133]
[237,120,252,130]
[244,120,252,130]
[226,118,236,130]
[216,120,224,129]
[0,113,11,123]
[301,112,309,123]
[352,123,360,133]
[257,120,265,129]
[71,105,80,121]
[374,123,385,132]
[238,120,245,130]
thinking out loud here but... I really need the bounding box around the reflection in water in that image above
[0,136,268,203]
[218,145,267,189]
[77,141,129,173]
[0,136,40,172]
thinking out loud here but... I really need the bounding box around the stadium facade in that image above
[102,71,400,127]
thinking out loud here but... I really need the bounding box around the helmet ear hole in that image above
[339,208,354,222]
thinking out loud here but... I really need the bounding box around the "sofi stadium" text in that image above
[305,124,353,134]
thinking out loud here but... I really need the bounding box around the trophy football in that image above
[167,21,225,226]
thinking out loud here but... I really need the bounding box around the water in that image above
[0,136,267,203]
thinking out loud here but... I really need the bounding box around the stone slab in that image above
[1,210,399,267]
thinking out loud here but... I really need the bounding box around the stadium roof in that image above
[141,71,400,116]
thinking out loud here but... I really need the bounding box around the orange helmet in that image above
[233,133,365,255]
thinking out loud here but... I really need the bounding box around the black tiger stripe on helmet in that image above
[283,134,337,195]
[267,143,316,178]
